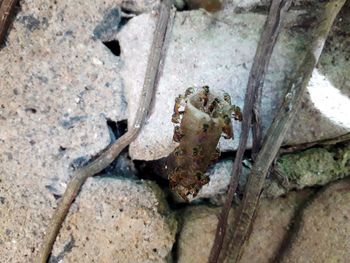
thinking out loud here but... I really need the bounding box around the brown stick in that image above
[225,1,347,262]
[35,1,174,262]
[208,1,292,262]
[280,132,350,154]
[0,0,19,47]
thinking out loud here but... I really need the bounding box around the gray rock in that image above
[50,177,177,262]
[120,8,350,161]
[0,0,150,261]
[191,159,250,203]
[121,0,160,14]
[280,178,350,263]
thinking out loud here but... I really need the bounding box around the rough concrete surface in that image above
[0,0,148,262]
[177,190,312,263]
[280,178,350,263]
[50,177,177,263]
[121,7,350,160]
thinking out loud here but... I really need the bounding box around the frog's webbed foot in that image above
[222,115,233,139]
[231,105,243,122]
[185,87,195,98]
[208,98,220,115]
[223,92,231,105]
[199,85,210,107]
[172,94,186,124]
[173,126,184,143]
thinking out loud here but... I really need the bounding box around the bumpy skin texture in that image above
[168,86,241,200]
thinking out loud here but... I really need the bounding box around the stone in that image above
[120,6,350,161]
[49,177,177,262]
[0,0,152,261]
[176,190,312,263]
[191,159,249,204]
[265,143,350,198]
[280,178,350,263]
[121,0,160,14]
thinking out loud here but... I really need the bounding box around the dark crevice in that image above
[273,187,321,262]
[98,119,136,178]
[49,235,75,263]
[175,0,223,12]
[120,8,136,27]
[103,40,121,56]
[106,119,127,142]
[120,15,132,28]
[170,230,181,262]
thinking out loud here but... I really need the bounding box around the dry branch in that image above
[225,1,347,262]
[0,0,19,47]
[208,1,292,262]
[35,1,174,262]
[280,132,350,154]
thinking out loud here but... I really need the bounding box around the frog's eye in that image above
[192,147,199,156]
[209,98,220,113]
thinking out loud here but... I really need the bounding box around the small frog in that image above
[168,86,242,201]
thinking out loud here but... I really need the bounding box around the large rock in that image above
[177,190,312,263]
[120,6,350,161]
[280,178,350,263]
[0,0,153,261]
[49,178,177,262]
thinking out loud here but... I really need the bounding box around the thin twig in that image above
[0,0,19,47]
[225,1,347,262]
[35,1,173,262]
[208,1,292,262]
[280,132,350,154]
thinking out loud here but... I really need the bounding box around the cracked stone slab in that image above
[0,0,155,261]
[120,7,350,161]
[49,177,177,263]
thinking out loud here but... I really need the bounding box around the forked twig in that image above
[35,1,173,262]
[225,0,347,262]
[208,1,292,262]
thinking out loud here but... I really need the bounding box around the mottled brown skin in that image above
[169,86,241,200]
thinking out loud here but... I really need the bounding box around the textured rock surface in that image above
[280,178,350,263]
[0,0,146,262]
[120,6,350,161]
[192,159,249,203]
[50,178,177,263]
[265,143,350,197]
[177,190,312,263]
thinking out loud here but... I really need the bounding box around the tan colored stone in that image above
[50,178,177,263]
[280,178,350,263]
[177,191,311,263]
